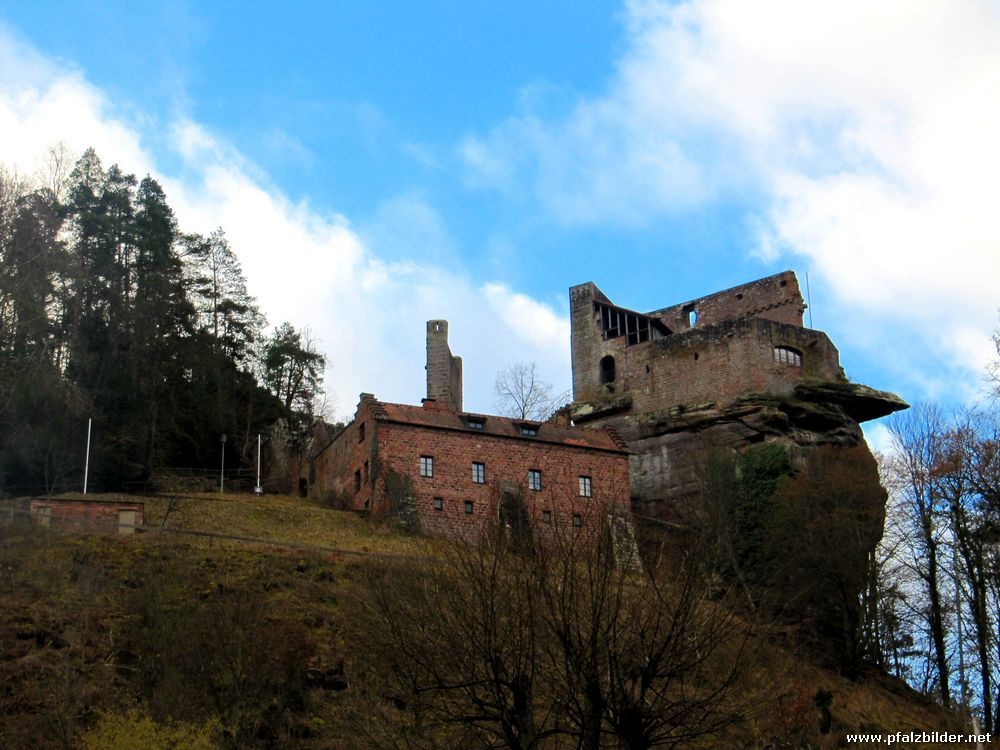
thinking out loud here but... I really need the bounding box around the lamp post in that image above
[220,433,227,494]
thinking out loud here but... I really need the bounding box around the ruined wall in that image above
[648,270,805,332]
[28,499,144,535]
[426,320,463,411]
[374,421,630,539]
[574,315,844,413]
[307,394,379,510]
[571,272,820,409]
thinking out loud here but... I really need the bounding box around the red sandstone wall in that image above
[572,277,843,411]
[29,499,144,534]
[308,395,378,510]
[647,270,805,332]
[374,421,630,538]
[603,318,844,415]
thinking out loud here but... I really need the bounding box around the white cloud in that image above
[0,24,570,421]
[482,283,570,357]
[460,0,1000,399]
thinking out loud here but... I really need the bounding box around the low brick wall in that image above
[29,499,145,535]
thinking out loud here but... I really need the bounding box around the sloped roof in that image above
[375,401,628,454]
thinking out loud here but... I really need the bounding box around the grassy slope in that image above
[0,492,978,749]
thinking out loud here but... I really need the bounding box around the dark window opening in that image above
[363,460,369,483]
[694,352,699,361]
[736,293,744,300]
[520,426,538,437]
[681,303,699,328]
[472,462,485,484]
[542,510,552,523]
[358,422,365,442]
[464,500,473,515]
[433,497,443,511]
[600,355,616,385]
[467,417,485,430]
[354,469,361,493]
[773,346,802,367]
[298,477,308,498]
[573,513,582,527]
[593,301,669,346]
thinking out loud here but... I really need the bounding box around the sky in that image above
[1,0,998,449]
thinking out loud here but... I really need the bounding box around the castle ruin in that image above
[567,270,907,516]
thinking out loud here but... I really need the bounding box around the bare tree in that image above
[361,508,755,749]
[493,362,568,421]
[988,320,1000,399]
[885,404,953,708]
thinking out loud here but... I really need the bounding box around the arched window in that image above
[600,355,616,384]
[773,346,802,366]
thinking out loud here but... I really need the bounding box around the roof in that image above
[374,400,628,454]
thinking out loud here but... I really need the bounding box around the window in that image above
[472,462,485,484]
[542,510,552,523]
[520,426,538,437]
[467,417,485,430]
[354,469,361,492]
[464,500,474,515]
[420,456,433,478]
[579,476,592,497]
[528,469,542,491]
[773,346,802,367]
[433,497,443,511]
[573,513,582,527]
[358,422,365,442]
[600,355,616,385]
[363,460,369,483]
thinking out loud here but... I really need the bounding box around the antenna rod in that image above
[805,272,814,329]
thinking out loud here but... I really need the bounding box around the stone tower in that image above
[425,320,463,411]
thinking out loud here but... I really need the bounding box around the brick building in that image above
[305,321,630,538]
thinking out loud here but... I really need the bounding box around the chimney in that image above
[425,320,463,411]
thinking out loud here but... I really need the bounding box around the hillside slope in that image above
[0,492,971,749]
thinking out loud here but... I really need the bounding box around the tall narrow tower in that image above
[425,320,463,411]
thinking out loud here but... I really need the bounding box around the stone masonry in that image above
[568,270,908,516]
[305,321,630,539]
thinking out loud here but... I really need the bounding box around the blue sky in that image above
[1,1,998,448]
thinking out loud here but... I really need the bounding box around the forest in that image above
[0,147,326,496]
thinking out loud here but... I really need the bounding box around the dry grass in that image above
[48,491,434,558]
[10,492,989,749]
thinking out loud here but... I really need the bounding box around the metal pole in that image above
[83,418,92,494]
[220,433,227,494]
[255,433,262,494]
